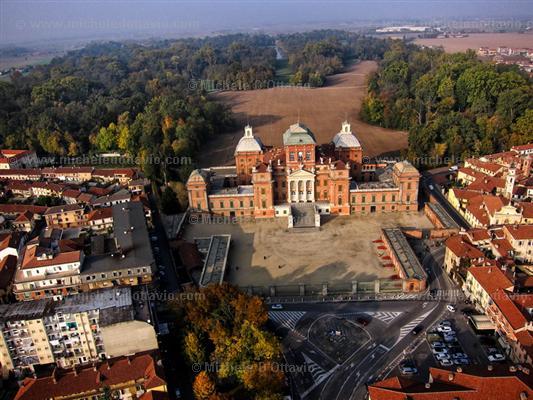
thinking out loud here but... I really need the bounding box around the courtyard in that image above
[183,211,433,288]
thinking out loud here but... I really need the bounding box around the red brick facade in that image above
[187,122,420,218]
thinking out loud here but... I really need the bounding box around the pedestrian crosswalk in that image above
[302,352,329,383]
[396,308,433,344]
[268,311,306,330]
[340,311,402,325]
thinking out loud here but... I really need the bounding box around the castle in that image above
[187,122,419,225]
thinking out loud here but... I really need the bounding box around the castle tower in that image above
[283,123,317,171]
[252,163,275,218]
[235,125,264,185]
[393,161,420,212]
[506,164,516,199]
[332,121,363,179]
[186,169,209,212]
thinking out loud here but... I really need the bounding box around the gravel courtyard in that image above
[183,212,433,287]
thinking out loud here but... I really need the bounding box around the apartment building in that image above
[43,204,87,229]
[368,366,532,399]
[14,352,167,400]
[464,266,514,311]
[503,225,533,263]
[0,288,158,378]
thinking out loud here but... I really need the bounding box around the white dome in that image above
[333,121,361,148]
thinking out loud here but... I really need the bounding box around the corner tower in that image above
[235,125,264,185]
[332,121,363,179]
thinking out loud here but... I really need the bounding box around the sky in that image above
[0,0,532,46]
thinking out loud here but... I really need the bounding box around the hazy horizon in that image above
[1,0,532,47]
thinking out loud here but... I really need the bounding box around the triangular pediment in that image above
[288,169,315,178]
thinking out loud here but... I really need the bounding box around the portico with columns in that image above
[287,168,315,203]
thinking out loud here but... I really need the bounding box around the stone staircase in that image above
[290,203,320,230]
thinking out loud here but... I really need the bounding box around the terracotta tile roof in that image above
[466,198,490,226]
[368,367,533,400]
[87,207,113,221]
[458,167,485,181]
[76,192,95,203]
[468,266,514,295]
[14,353,166,400]
[483,195,508,216]
[20,245,82,270]
[445,235,484,259]
[468,176,506,193]
[512,143,533,152]
[467,228,491,242]
[41,166,93,174]
[93,168,137,178]
[87,186,113,196]
[6,181,31,192]
[14,210,34,222]
[505,225,533,240]
[0,204,47,215]
[61,189,82,198]
[490,238,514,257]
[466,158,504,174]
[519,203,533,219]
[492,289,529,330]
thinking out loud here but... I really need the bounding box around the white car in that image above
[435,353,450,361]
[431,341,445,348]
[271,304,284,310]
[439,359,453,366]
[446,304,456,312]
[488,353,505,362]
[439,320,452,327]
[452,353,468,359]
[437,326,453,333]
[432,347,448,355]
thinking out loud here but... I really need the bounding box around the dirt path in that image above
[199,61,408,167]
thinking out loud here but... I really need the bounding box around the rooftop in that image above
[82,201,154,275]
[382,228,426,281]
[199,234,231,287]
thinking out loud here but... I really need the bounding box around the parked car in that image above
[454,358,470,365]
[443,334,457,343]
[435,353,450,361]
[439,359,453,366]
[488,354,505,362]
[399,362,418,375]
[437,326,453,333]
[271,304,284,310]
[356,316,370,326]
[431,341,445,348]
[432,347,448,355]
[452,353,468,359]
[446,304,456,312]
[439,320,452,327]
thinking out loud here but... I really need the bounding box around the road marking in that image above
[268,311,306,331]
[395,308,434,345]
[339,311,402,325]
[302,353,329,383]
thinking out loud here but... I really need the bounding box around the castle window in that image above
[337,197,342,205]
[362,196,366,203]
[289,152,295,161]
[230,200,234,208]
[261,188,266,195]
[381,195,386,202]
[298,151,303,161]
[282,181,286,188]
[197,202,201,209]
[351,196,355,203]
[338,185,343,192]
[407,183,412,190]
[219,201,224,208]
[250,200,254,207]
[239,200,244,207]
[262,200,266,208]
[392,195,396,202]
[406,195,411,202]
[306,151,311,160]
[371,195,376,203]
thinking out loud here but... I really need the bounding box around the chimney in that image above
[456,367,462,373]
[448,373,454,381]
[425,383,431,389]
[520,392,528,400]
[510,365,517,372]
[488,365,494,371]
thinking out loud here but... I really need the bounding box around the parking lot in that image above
[395,307,510,378]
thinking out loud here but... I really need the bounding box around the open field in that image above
[414,32,533,53]
[183,212,433,287]
[199,61,408,166]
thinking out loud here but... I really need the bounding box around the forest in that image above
[0,31,388,203]
[180,284,285,400]
[360,41,533,167]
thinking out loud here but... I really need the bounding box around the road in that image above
[270,238,459,400]
[421,172,470,230]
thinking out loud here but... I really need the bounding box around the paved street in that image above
[269,237,457,400]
